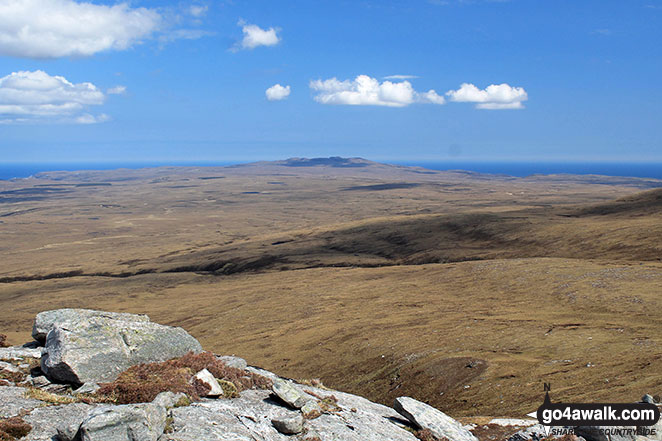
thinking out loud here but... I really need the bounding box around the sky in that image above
[0,0,661,163]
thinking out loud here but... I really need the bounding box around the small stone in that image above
[271,414,304,434]
[152,391,189,409]
[28,375,52,388]
[301,400,322,419]
[74,382,100,395]
[272,379,309,409]
[192,369,223,397]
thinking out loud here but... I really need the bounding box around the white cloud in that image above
[75,113,110,124]
[309,75,445,107]
[383,75,420,80]
[266,84,291,101]
[0,0,162,58]
[235,21,281,50]
[0,70,109,124]
[189,5,208,17]
[107,86,127,95]
[419,89,446,105]
[446,83,528,109]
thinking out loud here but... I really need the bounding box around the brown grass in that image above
[23,388,94,405]
[0,369,23,384]
[0,417,31,441]
[96,351,272,404]
[1,165,661,417]
[470,424,525,441]
[414,429,441,441]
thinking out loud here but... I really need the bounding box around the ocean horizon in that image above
[1,160,662,181]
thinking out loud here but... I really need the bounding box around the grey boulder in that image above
[271,414,304,434]
[272,378,309,409]
[41,313,202,385]
[394,396,478,441]
[217,355,248,370]
[32,309,149,345]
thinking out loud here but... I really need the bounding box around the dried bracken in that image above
[414,429,437,441]
[96,351,273,404]
[0,417,32,441]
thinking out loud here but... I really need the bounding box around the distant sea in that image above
[1,160,662,181]
[391,161,662,180]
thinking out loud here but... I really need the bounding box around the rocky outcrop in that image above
[3,309,660,441]
[394,396,479,441]
[40,310,202,385]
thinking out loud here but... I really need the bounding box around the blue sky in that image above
[0,0,660,163]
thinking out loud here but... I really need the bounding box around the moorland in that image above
[1,157,661,417]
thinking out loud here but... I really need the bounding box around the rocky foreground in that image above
[0,310,658,441]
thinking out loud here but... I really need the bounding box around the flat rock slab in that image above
[79,403,167,441]
[0,386,44,418]
[0,346,42,361]
[41,315,202,384]
[394,396,478,441]
[33,309,150,344]
[22,403,95,441]
[165,388,419,441]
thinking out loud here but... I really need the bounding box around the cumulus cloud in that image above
[0,70,110,124]
[383,75,419,80]
[446,83,528,109]
[309,75,445,107]
[235,21,281,50]
[0,0,163,58]
[266,84,291,101]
